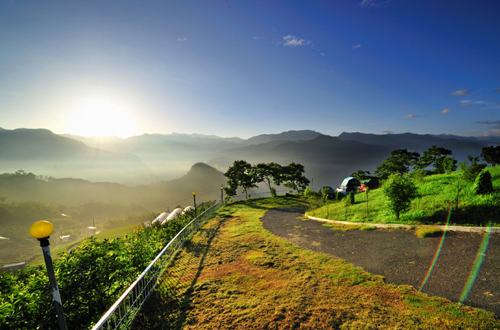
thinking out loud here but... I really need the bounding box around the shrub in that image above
[382,174,419,221]
[349,191,355,205]
[472,169,493,195]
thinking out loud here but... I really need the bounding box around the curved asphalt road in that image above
[261,208,500,317]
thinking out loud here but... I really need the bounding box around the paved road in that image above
[261,208,500,317]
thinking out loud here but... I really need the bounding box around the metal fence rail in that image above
[91,202,222,330]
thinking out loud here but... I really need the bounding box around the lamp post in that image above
[193,192,197,216]
[29,220,68,330]
[221,185,224,202]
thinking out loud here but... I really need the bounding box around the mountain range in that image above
[1,127,499,194]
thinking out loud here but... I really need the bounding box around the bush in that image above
[0,201,216,330]
[472,169,493,195]
[382,174,419,221]
[349,191,355,205]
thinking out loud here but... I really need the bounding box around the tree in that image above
[348,191,355,205]
[224,160,258,199]
[472,169,493,195]
[458,155,486,183]
[375,149,420,178]
[382,173,419,221]
[350,170,371,180]
[481,146,500,167]
[416,145,455,174]
[253,162,283,196]
[442,156,457,174]
[282,162,310,192]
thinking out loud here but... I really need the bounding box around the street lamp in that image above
[221,186,224,202]
[192,192,197,216]
[30,220,68,330]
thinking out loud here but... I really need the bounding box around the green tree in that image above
[472,169,493,195]
[253,162,283,196]
[416,145,455,173]
[282,162,310,192]
[442,156,457,174]
[348,191,355,205]
[458,156,487,183]
[375,149,420,178]
[224,160,258,199]
[382,174,419,221]
[350,170,371,180]
[481,146,500,167]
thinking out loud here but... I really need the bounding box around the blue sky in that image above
[1,0,499,138]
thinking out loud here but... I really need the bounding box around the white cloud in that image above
[473,120,500,136]
[360,0,393,8]
[178,37,187,42]
[380,130,394,134]
[352,44,362,49]
[451,89,470,96]
[404,114,419,118]
[320,52,326,56]
[441,108,451,115]
[360,0,376,7]
[283,35,310,47]
[458,101,471,107]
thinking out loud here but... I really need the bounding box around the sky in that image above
[1,0,500,139]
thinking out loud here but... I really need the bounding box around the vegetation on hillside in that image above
[0,202,215,330]
[308,166,500,226]
[132,197,500,329]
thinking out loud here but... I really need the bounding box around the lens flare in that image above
[459,221,492,304]
[419,203,452,292]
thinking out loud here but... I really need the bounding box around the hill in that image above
[0,128,157,185]
[0,163,225,212]
[209,134,391,188]
[338,132,489,161]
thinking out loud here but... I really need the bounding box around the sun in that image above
[68,99,135,138]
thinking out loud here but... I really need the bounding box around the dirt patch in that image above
[261,207,500,317]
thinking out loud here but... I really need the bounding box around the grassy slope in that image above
[309,167,500,226]
[132,197,499,329]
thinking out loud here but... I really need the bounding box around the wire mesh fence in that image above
[90,201,222,330]
[90,189,299,330]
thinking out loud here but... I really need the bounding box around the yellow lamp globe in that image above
[30,220,54,239]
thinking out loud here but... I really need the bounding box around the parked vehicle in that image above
[320,186,336,199]
[336,177,361,195]
[360,178,380,192]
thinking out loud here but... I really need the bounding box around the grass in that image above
[415,227,444,238]
[308,166,500,227]
[132,197,500,329]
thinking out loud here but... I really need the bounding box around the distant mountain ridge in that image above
[0,128,158,185]
[338,132,490,161]
[0,162,225,211]
[2,127,499,189]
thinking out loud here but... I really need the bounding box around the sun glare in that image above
[68,99,135,138]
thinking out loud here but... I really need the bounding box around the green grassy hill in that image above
[308,166,500,226]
